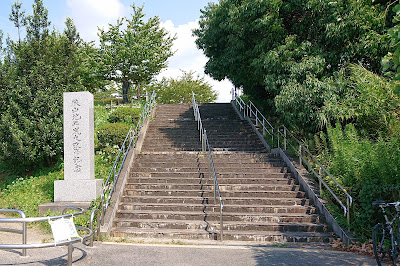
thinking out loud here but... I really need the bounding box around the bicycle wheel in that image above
[373,223,391,266]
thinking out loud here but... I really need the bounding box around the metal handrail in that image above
[192,92,224,241]
[232,94,353,227]
[100,91,156,223]
[0,208,100,266]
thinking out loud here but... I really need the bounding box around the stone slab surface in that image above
[54,179,102,202]
[38,202,92,216]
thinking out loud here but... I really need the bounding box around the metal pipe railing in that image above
[100,91,156,223]
[192,92,224,241]
[232,93,353,228]
[276,125,352,226]
[0,208,100,266]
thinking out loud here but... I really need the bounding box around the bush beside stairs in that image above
[111,103,335,242]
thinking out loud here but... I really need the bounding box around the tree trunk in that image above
[122,80,130,104]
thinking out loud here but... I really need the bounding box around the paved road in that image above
[0,241,377,266]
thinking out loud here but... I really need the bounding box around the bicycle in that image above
[372,200,400,266]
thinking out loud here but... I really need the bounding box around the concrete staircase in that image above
[111,103,335,242]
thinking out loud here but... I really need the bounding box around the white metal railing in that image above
[232,94,353,227]
[0,207,100,266]
[100,91,156,223]
[192,92,224,240]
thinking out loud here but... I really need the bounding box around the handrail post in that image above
[220,207,223,242]
[262,120,265,137]
[202,131,206,152]
[284,127,287,151]
[271,128,274,147]
[22,221,27,256]
[214,182,217,205]
[277,128,280,149]
[319,166,322,193]
[347,198,350,229]
[299,145,302,166]
[67,243,73,266]
[255,110,258,126]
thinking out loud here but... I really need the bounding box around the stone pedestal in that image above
[54,91,102,202]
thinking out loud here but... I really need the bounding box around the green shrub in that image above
[97,123,130,148]
[325,123,400,239]
[108,107,141,125]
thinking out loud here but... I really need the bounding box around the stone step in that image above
[135,152,278,161]
[134,161,286,168]
[146,125,255,131]
[141,147,203,152]
[111,227,334,242]
[113,219,328,233]
[132,158,284,165]
[114,219,212,231]
[116,210,323,223]
[118,203,315,214]
[130,172,292,178]
[121,195,310,206]
[146,124,198,129]
[128,177,296,185]
[141,147,268,153]
[131,168,200,173]
[112,227,216,240]
[214,230,334,242]
[123,189,306,198]
[131,167,289,174]
[143,135,261,141]
[143,136,263,143]
[125,183,300,192]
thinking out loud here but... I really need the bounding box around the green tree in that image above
[149,70,217,104]
[195,0,392,132]
[194,0,284,99]
[0,0,96,170]
[9,1,25,42]
[385,4,400,94]
[98,4,175,103]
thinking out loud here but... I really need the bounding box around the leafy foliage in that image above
[323,124,400,239]
[386,4,400,94]
[97,123,130,148]
[321,65,400,137]
[195,0,392,132]
[149,70,217,104]
[0,0,99,170]
[108,107,141,125]
[98,4,175,103]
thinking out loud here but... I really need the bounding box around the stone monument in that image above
[54,91,102,202]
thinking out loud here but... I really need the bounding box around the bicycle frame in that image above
[376,202,400,238]
[373,201,400,265]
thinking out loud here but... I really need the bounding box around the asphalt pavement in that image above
[0,241,378,266]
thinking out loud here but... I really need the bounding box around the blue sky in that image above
[0,0,232,102]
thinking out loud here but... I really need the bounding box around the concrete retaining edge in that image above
[100,105,157,236]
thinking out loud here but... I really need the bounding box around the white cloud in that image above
[159,20,233,103]
[64,2,233,102]
[66,0,126,42]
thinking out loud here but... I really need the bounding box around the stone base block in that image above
[54,179,103,202]
[38,201,92,216]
